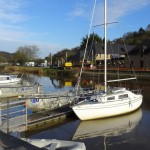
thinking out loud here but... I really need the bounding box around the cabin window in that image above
[107,96,115,100]
[119,94,128,99]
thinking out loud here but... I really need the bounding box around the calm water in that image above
[22,74,150,149]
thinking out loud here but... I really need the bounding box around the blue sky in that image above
[0,0,150,58]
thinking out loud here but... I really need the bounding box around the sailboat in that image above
[71,0,143,120]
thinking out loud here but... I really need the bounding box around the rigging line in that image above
[87,32,96,89]
[117,40,120,86]
[87,32,95,61]
[92,41,95,89]
[113,0,123,84]
[117,22,141,91]
[86,32,96,89]
[109,42,117,87]
[122,38,141,92]
[76,0,97,95]
[98,62,103,92]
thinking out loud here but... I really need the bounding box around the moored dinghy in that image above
[0,74,23,85]
[21,138,86,150]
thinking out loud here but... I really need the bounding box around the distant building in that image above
[124,44,150,69]
[25,62,35,67]
[70,40,150,69]
[44,60,47,67]
[79,42,135,68]
[39,60,48,67]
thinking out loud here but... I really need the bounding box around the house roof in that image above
[93,42,136,55]
[79,42,137,60]
[127,39,150,55]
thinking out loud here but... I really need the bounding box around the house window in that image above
[140,61,144,68]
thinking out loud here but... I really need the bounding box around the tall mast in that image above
[104,0,107,93]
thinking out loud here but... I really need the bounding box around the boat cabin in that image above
[91,88,134,103]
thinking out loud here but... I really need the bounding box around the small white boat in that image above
[72,108,142,140]
[22,138,86,150]
[0,74,22,85]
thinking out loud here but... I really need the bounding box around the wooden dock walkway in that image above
[0,103,81,150]
[0,98,75,134]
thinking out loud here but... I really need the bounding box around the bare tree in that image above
[13,45,39,65]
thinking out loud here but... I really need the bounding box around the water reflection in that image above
[22,74,141,94]
[17,74,150,150]
[72,109,142,140]
[22,74,75,92]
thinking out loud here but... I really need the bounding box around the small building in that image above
[124,44,150,69]
[79,42,135,68]
[25,62,35,67]
[95,54,111,66]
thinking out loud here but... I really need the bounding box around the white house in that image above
[25,62,35,67]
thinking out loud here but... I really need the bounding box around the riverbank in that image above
[2,65,150,80]
[2,65,78,78]
[82,68,150,80]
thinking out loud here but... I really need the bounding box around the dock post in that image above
[7,99,10,134]
[0,102,1,126]
[25,99,28,130]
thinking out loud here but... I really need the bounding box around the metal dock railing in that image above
[0,97,74,134]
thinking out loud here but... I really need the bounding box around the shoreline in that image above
[2,65,150,80]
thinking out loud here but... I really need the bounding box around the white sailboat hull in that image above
[72,94,142,120]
